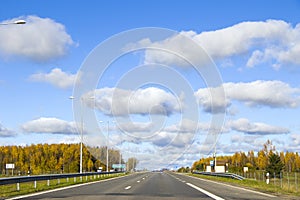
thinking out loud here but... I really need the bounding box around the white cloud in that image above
[138,20,300,68]
[21,117,78,135]
[0,123,16,137]
[228,118,289,135]
[195,80,300,113]
[194,20,291,59]
[118,139,197,169]
[290,133,300,146]
[144,32,208,67]
[44,135,80,144]
[117,122,153,133]
[164,119,198,133]
[0,15,74,62]
[29,68,78,89]
[84,87,182,116]
[147,131,194,149]
[224,80,300,108]
[246,50,265,68]
[194,86,230,113]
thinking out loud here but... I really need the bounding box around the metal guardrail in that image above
[0,171,121,186]
[192,171,245,180]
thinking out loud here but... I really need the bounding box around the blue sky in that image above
[1,0,300,170]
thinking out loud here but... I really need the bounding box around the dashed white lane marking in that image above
[186,183,224,200]
[142,177,145,179]
[125,186,132,190]
[137,180,140,183]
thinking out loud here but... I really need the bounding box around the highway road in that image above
[13,171,280,200]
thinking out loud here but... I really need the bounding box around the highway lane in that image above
[13,171,280,200]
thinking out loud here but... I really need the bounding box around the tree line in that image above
[192,140,300,174]
[0,143,133,175]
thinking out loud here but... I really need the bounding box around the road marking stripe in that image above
[137,180,140,183]
[125,186,132,190]
[186,183,224,200]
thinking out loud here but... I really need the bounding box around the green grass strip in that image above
[188,173,300,198]
[0,173,126,198]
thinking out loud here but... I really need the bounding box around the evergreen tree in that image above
[266,153,284,178]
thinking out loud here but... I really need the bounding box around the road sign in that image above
[112,164,126,169]
[6,163,15,169]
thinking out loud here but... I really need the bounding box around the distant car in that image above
[152,169,163,172]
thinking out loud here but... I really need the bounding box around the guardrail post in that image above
[57,179,60,184]
[47,179,50,186]
[34,180,37,189]
[17,182,20,191]
[280,172,283,188]
[295,172,298,192]
[80,176,82,182]
[85,175,88,181]
[74,177,76,183]
[67,177,69,182]
[287,172,290,190]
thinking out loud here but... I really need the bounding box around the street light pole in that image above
[119,151,122,172]
[213,139,217,172]
[0,20,26,25]
[106,121,109,172]
[79,100,83,174]
[105,120,116,172]
[119,131,122,172]
[69,96,83,173]
[69,95,94,174]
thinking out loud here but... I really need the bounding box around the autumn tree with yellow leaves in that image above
[0,143,123,175]
[192,140,300,173]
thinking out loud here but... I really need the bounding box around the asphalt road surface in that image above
[13,171,281,200]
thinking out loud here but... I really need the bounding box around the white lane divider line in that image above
[186,183,224,200]
[186,174,276,198]
[125,186,132,190]
[137,180,140,183]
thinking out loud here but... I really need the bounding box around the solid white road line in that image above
[186,183,225,200]
[124,186,132,190]
[166,172,224,200]
[184,174,276,198]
